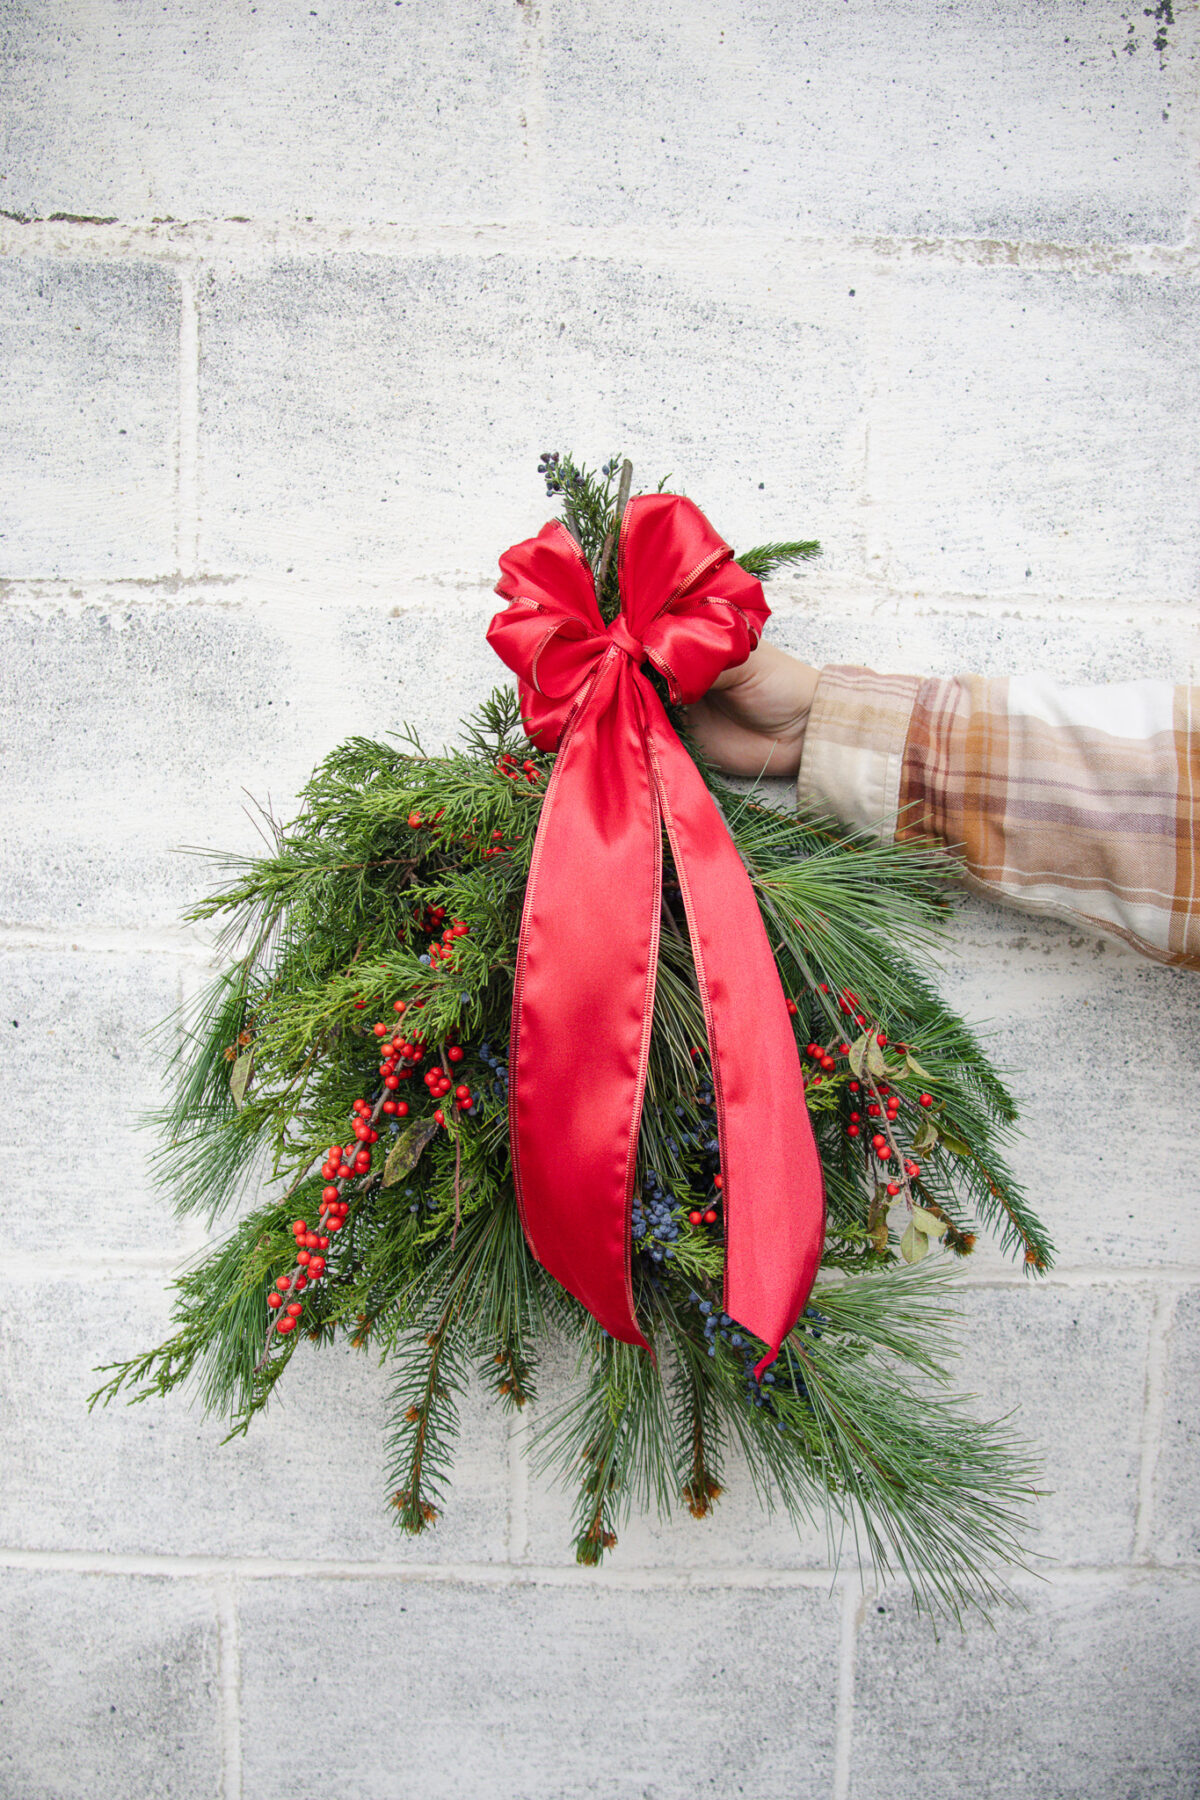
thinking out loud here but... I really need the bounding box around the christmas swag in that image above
[94,454,1051,1617]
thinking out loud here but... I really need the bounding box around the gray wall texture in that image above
[2,3,1199,1797]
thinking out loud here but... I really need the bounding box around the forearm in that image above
[799,666,1200,971]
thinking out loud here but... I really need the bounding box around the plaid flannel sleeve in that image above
[797,666,1200,970]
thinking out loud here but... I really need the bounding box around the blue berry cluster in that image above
[688,1297,826,1426]
[537,450,584,499]
[475,1040,510,1113]
[632,1169,681,1265]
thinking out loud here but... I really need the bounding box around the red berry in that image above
[713,1174,724,1191]
[304,1232,319,1248]
[276,1276,291,1292]
[393,1000,407,1015]
[373,1022,387,1038]
[849,1080,860,1093]
[308,1257,325,1276]
[297,1250,310,1265]
[919,1093,933,1108]
[448,1046,464,1063]
[876,1033,888,1048]
[396,1102,409,1117]
[353,998,366,1011]
[382,1100,397,1115]
[384,1075,399,1090]
[407,812,422,828]
[806,1042,820,1058]
[276,1317,296,1333]
[688,1210,703,1225]
[847,1124,860,1138]
[317,1235,329,1250]
[886,1181,901,1197]
[872,1134,886,1150]
[327,1217,343,1232]
[322,1185,339,1204]
[267,1292,283,1308]
[286,1302,303,1318]
[433,1109,445,1125]
[455,1085,470,1101]
[292,1219,306,1235]
[703,1209,717,1225]
[785,999,798,1015]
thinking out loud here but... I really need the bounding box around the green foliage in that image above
[92,457,1050,1619]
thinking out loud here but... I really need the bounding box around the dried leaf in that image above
[899,1221,929,1264]
[911,1117,940,1154]
[867,1039,887,1078]
[382,1119,440,1187]
[230,1050,254,1111]
[847,1033,868,1079]
[905,1054,934,1081]
[938,1127,972,1158]
[911,1206,946,1240]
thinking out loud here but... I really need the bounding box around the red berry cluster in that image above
[424,1045,473,1127]
[266,1188,348,1334]
[497,752,541,786]
[688,1168,723,1228]
[798,982,939,1212]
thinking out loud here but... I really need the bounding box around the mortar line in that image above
[215,1573,243,1800]
[3,571,1198,627]
[3,1547,1196,1587]
[176,266,200,579]
[0,216,1197,278]
[0,922,215,958]
[831,1581,862,1800]
[1133,1286,1180,1562]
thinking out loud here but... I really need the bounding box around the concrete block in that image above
[0,1273,511,1562]
[0,0,527,225]
[949,1283,1151,1565]
[764,588,1200,687]
[923,919,1200,1272]
[0,596,310,932]
[542,0,1197,243]
[0,948,194,1256]
[239,1574,841,1799]
[849,1573,1200,1800]
[0,259,177,577]
[1147,1286,1200,1565]
[0,1567,221,1800]
[867,270,1200,602]
[196,255,869,581]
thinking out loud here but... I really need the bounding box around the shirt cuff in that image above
[796,665,923,844]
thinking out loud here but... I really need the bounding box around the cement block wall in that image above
[2,4,1198,1796]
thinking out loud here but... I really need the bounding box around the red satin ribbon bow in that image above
[487,493,825,1375]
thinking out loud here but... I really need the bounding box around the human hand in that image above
[681,641,819,779]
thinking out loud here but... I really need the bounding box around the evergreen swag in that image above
[93,452,1051,1617]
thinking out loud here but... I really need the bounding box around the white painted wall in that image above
[2,4,1198,1796]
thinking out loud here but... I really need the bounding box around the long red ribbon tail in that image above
[508,648,826,1369]
[639,681,826,1374]
[507,649,656,1347]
